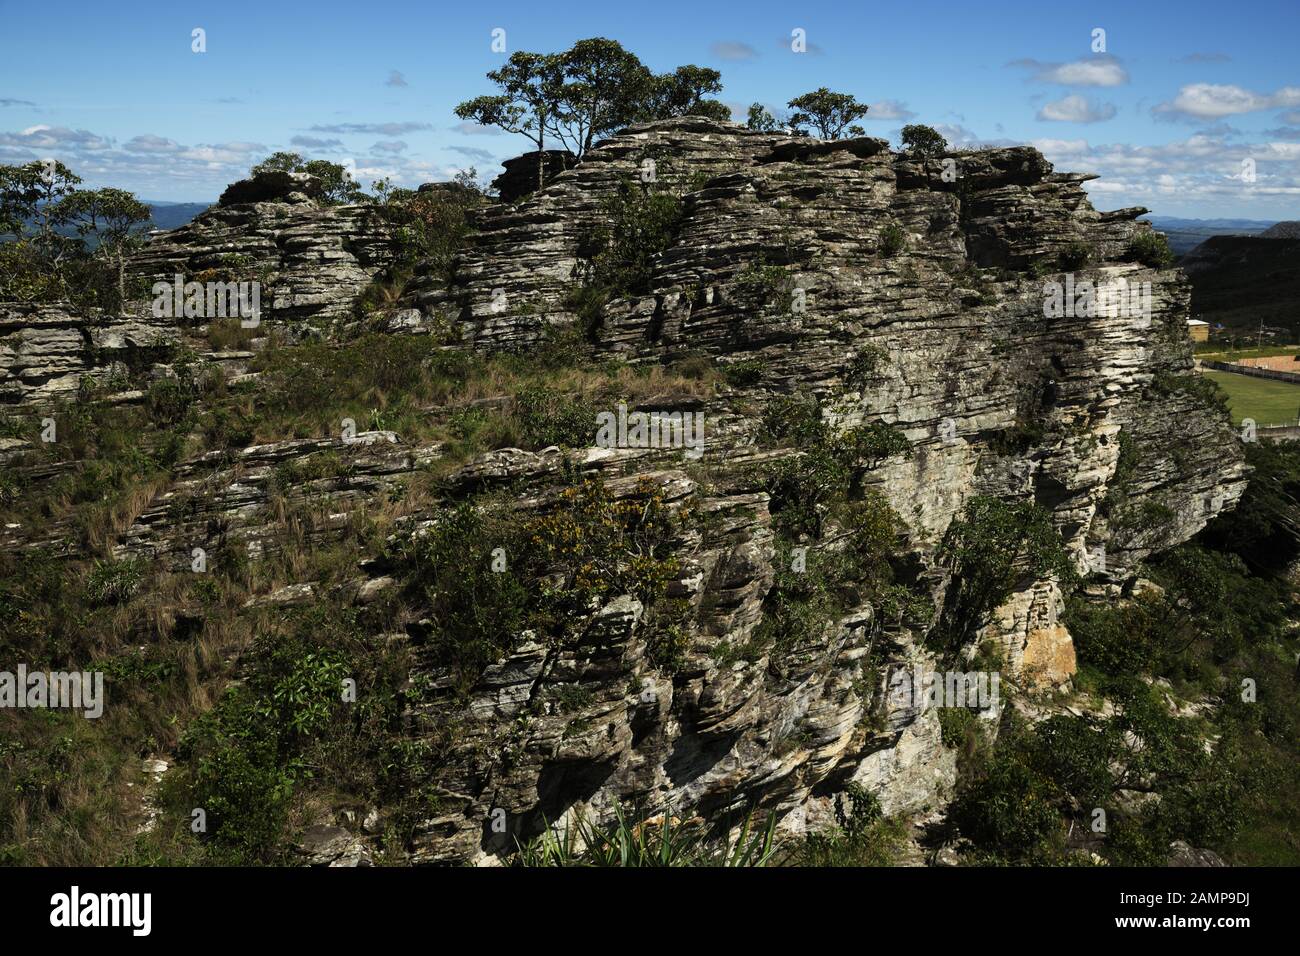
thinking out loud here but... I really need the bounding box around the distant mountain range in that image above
[1141,216,1276,256]
[1,200,211,248]
[140,201,212,232]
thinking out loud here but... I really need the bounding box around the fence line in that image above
[1201,359,1300,385]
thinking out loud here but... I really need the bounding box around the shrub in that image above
[85,558,147,606]
[732,258,794,314]
[1128,230,1175,269]
[879,223,906,257]
[935,496,1075,651]
[511,384,595,448]
[1057,241,1091,270]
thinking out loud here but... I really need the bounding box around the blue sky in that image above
[2,0,1298,217]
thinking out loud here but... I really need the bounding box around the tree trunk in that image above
[536,123,546,193]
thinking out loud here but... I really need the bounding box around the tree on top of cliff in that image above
[636,64,731,123]
[900,124,948,157]
[746,103,781,132]
[456,51,565,192]
[787,88,869,139]
[458,38,732,183]
[250,152,366,205]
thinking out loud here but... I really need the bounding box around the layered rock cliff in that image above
[0,118,1247,864]
[376,118,1246,860]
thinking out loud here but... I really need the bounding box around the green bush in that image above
[935,496,1075,653]
[1128,230,1175,269]
[879,223,906,257]
[511,384,595,448]
[85,558,147,607]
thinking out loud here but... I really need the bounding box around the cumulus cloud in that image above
[864,100,916,121]
[1009,55,1129,87]
[1031,131,1300,213]
[290,135,344,150]
[710,41,758,61]
[449,145,495,163]
[0,125,112,150]
[386,70,408,88]
[1155,83,1300,120]
[307,122,432,136]
[1037,95,1117,123]
[123,134,181,153]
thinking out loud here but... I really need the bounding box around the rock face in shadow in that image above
[218,170,324,207]
[490,149,579,203]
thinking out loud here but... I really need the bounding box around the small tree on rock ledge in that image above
[787,88,869,139]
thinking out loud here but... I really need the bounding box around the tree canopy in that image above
[456,37,732,191]
[786,88,869,139]
[0,160,152,308]
[900,124,949,157]
[250,152,366,204]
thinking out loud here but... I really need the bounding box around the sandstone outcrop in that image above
[2,117,1248,865]
[0,300,179,406]
[129,191,395,330]
[378,117,1245,860]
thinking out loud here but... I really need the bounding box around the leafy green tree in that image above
[787,88,869,139]
[641,65,730,122]
[900,124,948,157]
[546,38,651,156]
[54,187,152,304]
[936,496,1075,648]
[456,52,564,191]
[746,103,779,132]
[458,39,731,188]
[0,161,152,308]
[249,151,365,204]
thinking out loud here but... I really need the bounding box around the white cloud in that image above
[1037,95,1117,123]
[1031,131,1300,214]
[1155,83,1300,119]
[1010,55,1128,87]
[864,100,915,121]
[0,125,111,150]
[123,134,181,153]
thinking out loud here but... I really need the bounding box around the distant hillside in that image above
[1141,216,1274,257]
[1182,234,1300,338]
[1260,221,1300,239]
[2,201,211,249]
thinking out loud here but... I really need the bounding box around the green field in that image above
[1197,344,1300,362]
[1201,369,1300,425]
